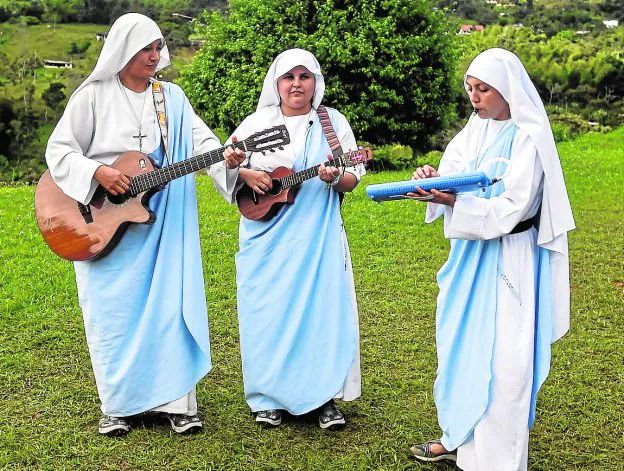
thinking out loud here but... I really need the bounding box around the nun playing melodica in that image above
[44,13,245,436]
[218,48,366,430]
[407,48,575,470]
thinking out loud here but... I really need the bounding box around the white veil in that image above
[69,13,170,102]
[256,48,325,111]
[465,48,575,249]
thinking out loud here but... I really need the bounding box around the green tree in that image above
[0,99,15,158]
[42,82,66,120]
[179,0,460,149]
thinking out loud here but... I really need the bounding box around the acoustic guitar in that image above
[236,147,372,221]
[35,125,290,261]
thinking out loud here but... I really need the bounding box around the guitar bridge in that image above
[77,202,93,224]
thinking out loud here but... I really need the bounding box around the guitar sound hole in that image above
[268,179,282,196]
[107,192,131,206]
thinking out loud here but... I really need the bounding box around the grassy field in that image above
[0,128,623,470]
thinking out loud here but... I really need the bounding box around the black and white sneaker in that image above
[167,413,203,434]
[318,400,346,430]
[98,415,130,436]
[255,409,282,427]
[409,440,457,462]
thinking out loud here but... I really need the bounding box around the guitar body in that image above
[236,166,299,221]
[35,151,158,261]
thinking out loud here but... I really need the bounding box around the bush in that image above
[10,15,41,25]
[179,0,461,149]
[550,121,574,142]
[550,112,611,142]
[417,150,443,169]
[367,143,414,171]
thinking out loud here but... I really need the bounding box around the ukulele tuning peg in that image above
[269,148,276,152]
[278,146,284,150]
[261,151,266,155]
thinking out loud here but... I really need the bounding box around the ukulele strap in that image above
[316,105,345,204]
[317,105,343,161]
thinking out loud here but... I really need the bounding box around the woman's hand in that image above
[407,165,456,207]
[94,165,131,195]
[318,161,341,183]
[240,168,273,195]
[412,165,439,180]
[223,136,247,169]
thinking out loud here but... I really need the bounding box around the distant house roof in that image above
[95,32,108,40]
[459,24,485,34]
[603,20,619,28]
[44,59,73,68]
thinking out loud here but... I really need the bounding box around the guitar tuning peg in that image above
[261,151,266,155]
[278,146,284,150]
[269,148,276,152]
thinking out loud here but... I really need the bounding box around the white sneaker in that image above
[255,409,282,427]
[98,415,130,436]
[167,413,203,434]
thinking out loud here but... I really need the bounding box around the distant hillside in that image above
[433,0,622,33]
[0,22,197,112]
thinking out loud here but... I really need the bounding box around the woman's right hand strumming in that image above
[240,168,273,195]
[94,165,131,195]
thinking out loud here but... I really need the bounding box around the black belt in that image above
[510,214,539,234]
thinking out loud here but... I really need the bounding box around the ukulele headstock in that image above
[243,125,290,154]
[342,147,373,167]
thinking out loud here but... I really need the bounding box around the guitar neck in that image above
[129,141,246,195]
[280,153,359,190]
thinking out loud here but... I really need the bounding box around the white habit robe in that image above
[427,118,543,471]
[212,108,365,405]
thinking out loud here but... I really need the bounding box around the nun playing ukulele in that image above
[218,48,366,430]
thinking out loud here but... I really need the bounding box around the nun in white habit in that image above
[45,13,244,436]
[408,48,575,470]
[218,48,365,429]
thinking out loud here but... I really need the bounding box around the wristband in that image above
[325,173,341,189]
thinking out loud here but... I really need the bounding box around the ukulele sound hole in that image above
[268,179,282,196]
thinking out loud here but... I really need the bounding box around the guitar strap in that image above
[316,105,345,204]
[151,80,170,164]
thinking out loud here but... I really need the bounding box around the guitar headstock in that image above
[243,125,291,154]
[341,147,373,167]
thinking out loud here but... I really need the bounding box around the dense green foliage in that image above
[0,1,622,179]
[179,0,461,149]
[1,129,623,470]
[0,0,226,26]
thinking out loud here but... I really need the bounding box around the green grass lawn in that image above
[0,129,623,470]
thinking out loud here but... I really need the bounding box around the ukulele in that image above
[236,147,372,221]
[35,125,290,261]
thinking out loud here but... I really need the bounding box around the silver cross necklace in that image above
[117,74,149,152]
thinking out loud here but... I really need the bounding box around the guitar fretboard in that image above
[128,141,246,195]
